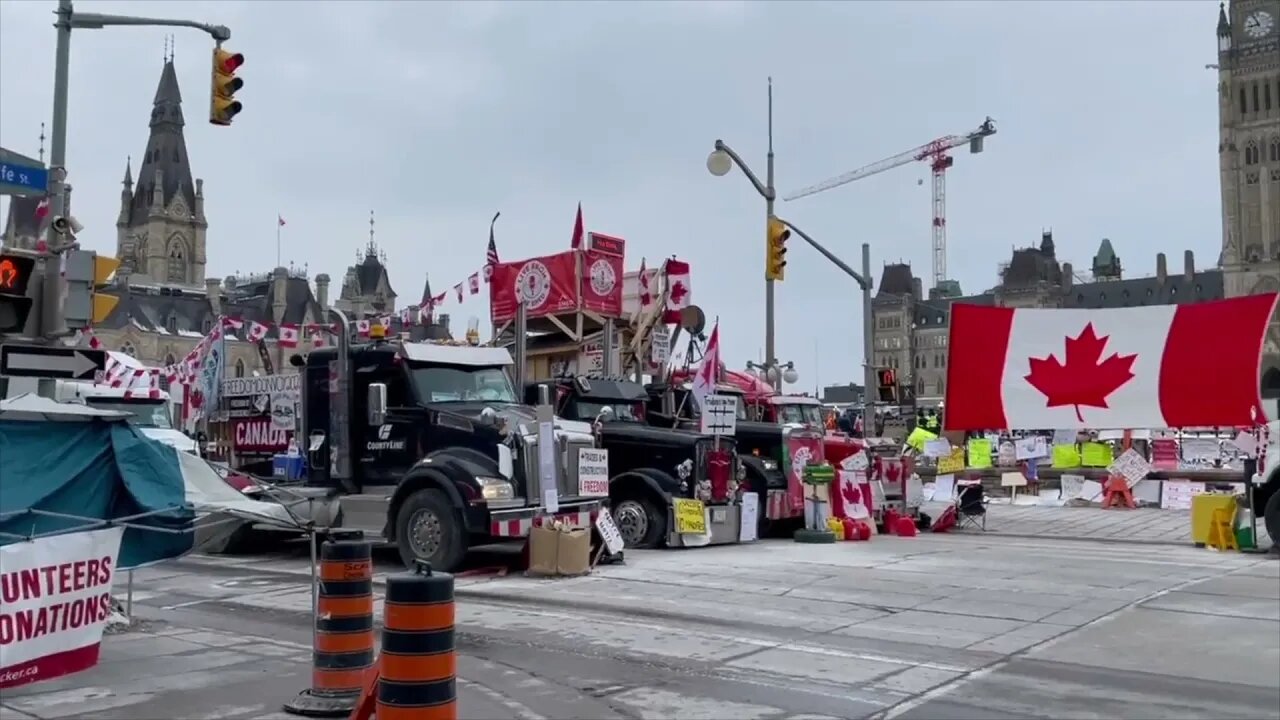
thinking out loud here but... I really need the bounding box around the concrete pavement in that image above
[920,501,1272,546]
[3,530,1276,719]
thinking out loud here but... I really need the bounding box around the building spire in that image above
[1219,2,1231,37]
[38,122,46,163]
[366,210,377,256]
[122,156,133,186]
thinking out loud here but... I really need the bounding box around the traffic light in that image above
[766,215,789,281]
[876,368,898,403]
[0,252,36,333]
[63,250,120,330]
[209,46,244,126]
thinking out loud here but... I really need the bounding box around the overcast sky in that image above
[0,0,1222,391]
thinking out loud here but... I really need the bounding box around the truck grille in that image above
[522,435,595,501]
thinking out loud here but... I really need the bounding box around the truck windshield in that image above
[777,403,823,426]
[84,399,173,429]
[411,365,517,403]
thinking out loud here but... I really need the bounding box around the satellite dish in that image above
[679,305,706,334]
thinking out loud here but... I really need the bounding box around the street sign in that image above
[0,147,49,197]
[0,343,106,380]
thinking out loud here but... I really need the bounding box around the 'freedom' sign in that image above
[0,527,124,689]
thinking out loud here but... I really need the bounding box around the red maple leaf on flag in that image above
[669,280,688,306]
[841,480,860,507]
[1024,323,1137,422]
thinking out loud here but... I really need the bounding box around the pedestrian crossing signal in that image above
[0,253,35,333]
[876,368,898,403]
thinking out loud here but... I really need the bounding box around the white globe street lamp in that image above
[782,366,799,385]
[706,149,733,177]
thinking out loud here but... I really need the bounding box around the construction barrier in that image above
[377,563,457,720]
[284,534,375,717]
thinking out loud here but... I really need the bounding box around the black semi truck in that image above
[529,375,744,548]
[287,331,602,571]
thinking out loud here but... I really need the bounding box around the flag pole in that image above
[275,214,282,268]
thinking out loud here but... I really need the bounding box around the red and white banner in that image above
[233,417,292,454]
[580,248,623,317]
[0,526,124,690]
[944,294,1279,431]
[489,251,579,323]
[783,433,824,518]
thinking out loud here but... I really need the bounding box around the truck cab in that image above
[645,380,815,532]
[294,337,601,571]
[530,375,743,548]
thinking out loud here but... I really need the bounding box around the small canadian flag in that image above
[356,319,371,337]
[454,283,464,303]
[278,324,300,348]
[246,321,269,342]
[638,258,652,311]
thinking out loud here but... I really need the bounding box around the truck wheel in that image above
[1265,488,1280,550]
[395,488,466,572]
[612,495,666,549]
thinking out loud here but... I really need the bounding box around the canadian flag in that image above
[246,321,269,342]
[356,319,371,337]
[468,273,480,295]
[664,259,691,324]
[638,258,653,311]
[943,294,1279,432]
[278,324,300,348]
[692,320,720,410]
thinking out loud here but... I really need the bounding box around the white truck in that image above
[54,380,199,455]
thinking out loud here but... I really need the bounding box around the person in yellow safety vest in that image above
[924,409,940,433]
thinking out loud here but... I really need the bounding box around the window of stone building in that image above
[1246,141,1260,165]
[234,358,246,378]
[202,318,213,334]
[1267,84,1273,112]
[167,245,185,283]
[916,378,925,395]
[1171,286,1177,297]
[1241,87,1249,116]
[1271,138,1280,163]
[166,315,177,334]
[119,342,136,358]
[1254,82,1261,114]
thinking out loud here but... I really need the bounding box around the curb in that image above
[962,530,1197,548]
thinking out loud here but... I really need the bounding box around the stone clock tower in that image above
[1219,0,1280,389]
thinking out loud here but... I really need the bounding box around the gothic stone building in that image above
[1219,0,1280,390]
[871,233,1222,409]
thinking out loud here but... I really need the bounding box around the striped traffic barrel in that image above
[283,534,375,717]
[377,563,457,720]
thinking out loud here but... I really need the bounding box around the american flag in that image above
[484,211,500,280]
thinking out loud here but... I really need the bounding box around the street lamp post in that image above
[707,78,778,388]
[775,218,876,439]
[47,0,231,244]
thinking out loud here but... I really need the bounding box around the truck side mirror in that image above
[368,383,388,426]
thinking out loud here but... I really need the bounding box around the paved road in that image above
[3,534,1276,719]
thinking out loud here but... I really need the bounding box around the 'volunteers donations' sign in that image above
[0,527,125,689]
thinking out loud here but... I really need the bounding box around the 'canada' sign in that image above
[233,417,291,454]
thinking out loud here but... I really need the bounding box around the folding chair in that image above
[956,482,987,531]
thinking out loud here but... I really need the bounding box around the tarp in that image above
[0,419,194,568]
[177,450,302,530]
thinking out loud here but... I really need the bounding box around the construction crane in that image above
[784,117,997,288]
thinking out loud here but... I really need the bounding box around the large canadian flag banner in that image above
[943,293,1279,431]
